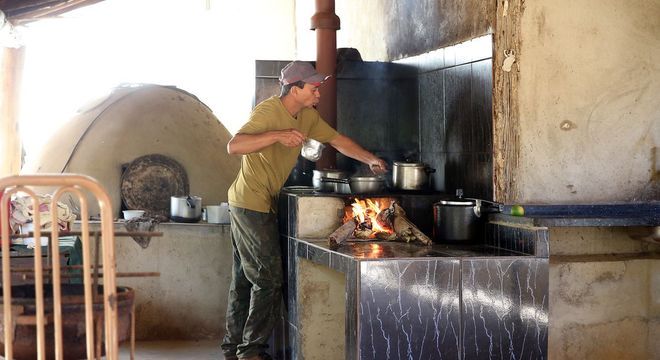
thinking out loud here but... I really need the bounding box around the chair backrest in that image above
[0,174,118,360]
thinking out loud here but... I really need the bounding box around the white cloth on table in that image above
[9,195,76,233]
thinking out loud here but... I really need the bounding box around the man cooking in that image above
[222,60,387,360]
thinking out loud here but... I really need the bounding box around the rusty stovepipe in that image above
[311,0,340,170]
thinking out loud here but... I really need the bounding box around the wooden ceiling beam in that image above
[0,0,104,24]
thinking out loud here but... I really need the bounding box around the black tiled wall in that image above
[399,34,494,200]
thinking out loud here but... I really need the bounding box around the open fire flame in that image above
[343,198,394,238]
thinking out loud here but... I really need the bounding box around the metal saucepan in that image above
[392,161,436,190]
[432,190,503,243]
[320,175,386,194]
[312,169,349,192]
[170,195,202,223]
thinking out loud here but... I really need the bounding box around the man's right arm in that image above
[226,129,306,155]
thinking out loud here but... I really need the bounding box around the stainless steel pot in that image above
[312,169,349,192]
[392,162,436,190]
[320,175,386,194]
[432,192,502,243]
[170,195,202,223]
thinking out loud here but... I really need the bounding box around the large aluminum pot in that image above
[433,193,502,243]
[320,175,386,194]
[170,195,202,223]
[312,169,349,192]
[392,162,436,190]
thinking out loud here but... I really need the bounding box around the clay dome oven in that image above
[23,84,240,217]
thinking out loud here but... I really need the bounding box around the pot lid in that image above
[171,195,201,200]
[437,199,475,206]
[393,161,426,167]
[351,175,385,181]
[313,169,348,176]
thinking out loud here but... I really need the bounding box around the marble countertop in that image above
[281,188,659,227]
[301,238,529,260]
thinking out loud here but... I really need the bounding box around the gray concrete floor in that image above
[118,340,223,359]
[1,340,225,360]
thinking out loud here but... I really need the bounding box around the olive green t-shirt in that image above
[228,96,339,213]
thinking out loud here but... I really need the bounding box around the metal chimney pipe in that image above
[311,0,340,169]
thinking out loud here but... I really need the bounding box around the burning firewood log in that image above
[328,219,356,249]
[390,203,433,246]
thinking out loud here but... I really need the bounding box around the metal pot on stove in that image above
[433,189,503,243]
[170,195,202,223]
[312,169,349,192]
[392,161,436,190]
[320,175,386,194]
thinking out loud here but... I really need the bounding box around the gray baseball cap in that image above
[280,61,331,86]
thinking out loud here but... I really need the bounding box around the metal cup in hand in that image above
[301,138,325,162]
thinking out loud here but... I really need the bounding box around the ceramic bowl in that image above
[123,210,145,220]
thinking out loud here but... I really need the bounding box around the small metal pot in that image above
[170,195,202,223]
[321,175,386,194]
[392,162,436,190]
[301,138,325,162]
[433,192,502,243]
[312,169,349,192]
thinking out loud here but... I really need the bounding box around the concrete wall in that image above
[517,0,660,203]
[548,228,660,359]
[297,258,345,360]
[81,222,233,340]
[295,0,495,61]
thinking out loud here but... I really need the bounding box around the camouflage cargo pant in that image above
[221,206,282,359]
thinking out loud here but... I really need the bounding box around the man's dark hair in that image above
[280,81,305,97]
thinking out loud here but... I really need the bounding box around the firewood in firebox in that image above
[376,206,394,232]
[354,217,374,239]
[391,203,432,246]
[354,228,374,239]
[328,219,356,249]
[358,218,372,230]
[375,231,397,241]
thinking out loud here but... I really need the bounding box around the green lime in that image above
[511,205,525,216]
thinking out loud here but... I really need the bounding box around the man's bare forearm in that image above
[227,129,305,155]
[329,134,388,173]
[227,133,278,155]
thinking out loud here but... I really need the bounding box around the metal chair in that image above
[0,174,119,360]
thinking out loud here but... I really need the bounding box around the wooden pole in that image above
[493,0,522,203]
[0,46,25,176]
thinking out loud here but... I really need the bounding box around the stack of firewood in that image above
[329,202,431,249]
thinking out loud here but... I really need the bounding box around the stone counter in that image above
[73,221,232,340]
[277,191,550,359]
